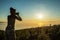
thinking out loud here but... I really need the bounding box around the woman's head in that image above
[10,7,16,15]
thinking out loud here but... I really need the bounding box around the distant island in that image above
[0,22,6,23]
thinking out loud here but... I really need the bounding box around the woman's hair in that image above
[10,7,16,12]
[10,7,16,15]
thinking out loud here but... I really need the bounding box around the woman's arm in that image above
[15,15,22,21]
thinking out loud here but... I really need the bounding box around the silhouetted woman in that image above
[5,7,22,40]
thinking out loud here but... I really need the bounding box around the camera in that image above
[16,12,19,15]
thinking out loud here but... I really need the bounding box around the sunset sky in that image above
[0,0,60,30]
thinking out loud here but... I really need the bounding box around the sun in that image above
[36,14,43,19]
[38,14,43,19]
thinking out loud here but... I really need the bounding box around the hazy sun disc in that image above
[36,14,43,19]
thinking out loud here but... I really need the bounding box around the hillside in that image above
[0,25,60,40]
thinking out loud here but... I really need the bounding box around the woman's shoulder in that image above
[8,15,11,17]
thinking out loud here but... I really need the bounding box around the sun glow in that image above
[38,23,43,26]
[38,14,43,19]
[36,13,43,19]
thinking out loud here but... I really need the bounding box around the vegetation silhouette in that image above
[5,7,22,40]
[0,24,60,40]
